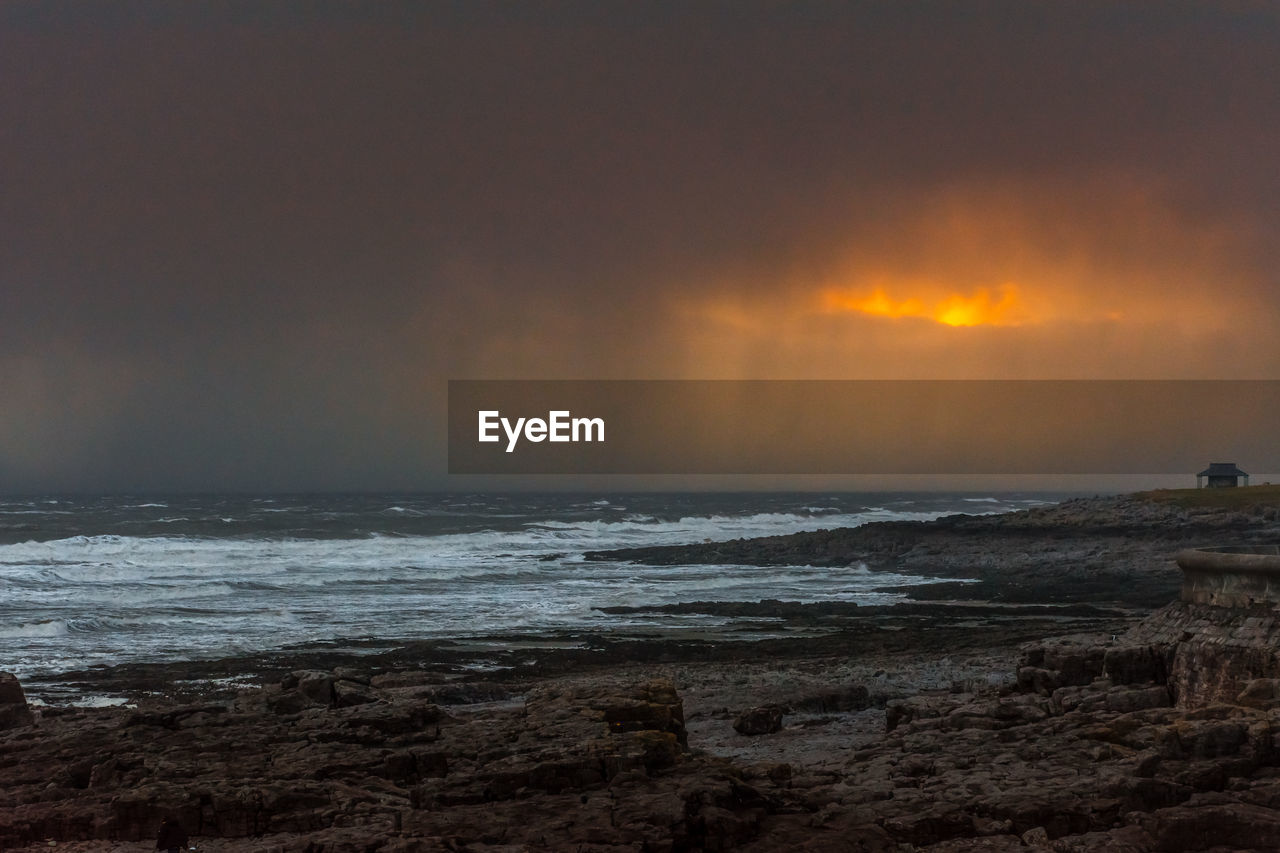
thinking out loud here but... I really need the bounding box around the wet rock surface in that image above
[27,600,1133,709]
[10,632,1280,853]
[0,674,700,851]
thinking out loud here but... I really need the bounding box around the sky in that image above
[2,1,1278,492]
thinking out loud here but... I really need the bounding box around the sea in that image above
[0,492,1063,684]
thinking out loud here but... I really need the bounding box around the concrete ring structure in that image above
[1176,546,1280,608]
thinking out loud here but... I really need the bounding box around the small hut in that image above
[1196,462,1249,489]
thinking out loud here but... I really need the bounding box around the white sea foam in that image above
[69,696,134,708]
[0,494,1037,681]
[0,509,71,515]
[0,620,68,638]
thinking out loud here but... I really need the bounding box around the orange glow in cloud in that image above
[822,283,1031,326]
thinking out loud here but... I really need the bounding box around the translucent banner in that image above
[448,380,1280,475]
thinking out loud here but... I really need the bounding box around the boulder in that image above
[1237,677,1280,710]
[734,706,784,736]
[0,672,33,730]
[282,670,336,706]
[1138,801,1280,852]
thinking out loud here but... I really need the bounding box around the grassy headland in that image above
[1134,483,1280,510]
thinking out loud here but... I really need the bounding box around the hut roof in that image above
[1198,462,1249,477]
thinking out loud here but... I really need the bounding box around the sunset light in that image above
[822,283,1031,327]
[7,5,1280,848]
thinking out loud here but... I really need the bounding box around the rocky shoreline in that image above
[5,491,1280,851]
[28,599,1132,708]
[587,493,1280,608]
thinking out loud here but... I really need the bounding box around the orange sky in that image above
[653,178,1276,381]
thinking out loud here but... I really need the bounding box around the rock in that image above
[942,694,1052,731]
[1017,666,1063,695]
[0,671,27,705]
[1137,801,1280,851]
[88,758,119,789]
[332,679,377,708]
[1104,644,1170,685]
[1020,825,1050,845]
[1237,677,1280,710]
[1021,642,1106,689]
[127,702,229,729]
[0,676,735,850]
[0,672,34,729]
[734,706,783,736]
[789,684,871,713]
[1170,718,1251,760]
[1122,603,1280,709]
[330,666,371,685]
[267,688,317,715]
[1105,684,1172,714]
[283,670,336,706]
[885,694,952,731]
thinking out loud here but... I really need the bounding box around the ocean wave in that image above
[0,620,68,638]
[383,506,427,516]
[0,507,957,580]
[514,509,951,545]
[66,615,149,633]
[69,696,134,708]
[0,509,71,515]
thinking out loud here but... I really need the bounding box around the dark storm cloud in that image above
[1,1,1277,489]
